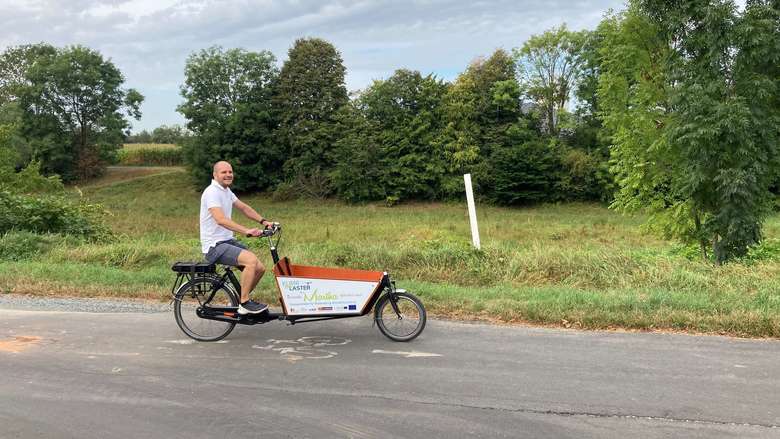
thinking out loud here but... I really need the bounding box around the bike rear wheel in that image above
[173,276,238,342]
[375,291,426,342]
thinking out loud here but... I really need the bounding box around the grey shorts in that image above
[204,239,248,266]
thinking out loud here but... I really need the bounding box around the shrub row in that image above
[0,191,111,240]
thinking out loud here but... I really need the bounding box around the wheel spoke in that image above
[175,278,237,342]
[376,293,426,341]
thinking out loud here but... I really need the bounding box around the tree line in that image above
[1,0,778,263]
[178,32,611,204]
[125,124,191,144]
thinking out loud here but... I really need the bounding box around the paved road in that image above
[0,305,778,438]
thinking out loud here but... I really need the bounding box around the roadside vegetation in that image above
[1,1,778,337]
[1,169,778,337]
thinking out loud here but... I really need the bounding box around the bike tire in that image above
[375,291,426,342]
[173,276,238,342]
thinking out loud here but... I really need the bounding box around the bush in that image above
[0,160,63,194]
[0,191,111,240]
[487,140,561,205]
[117,147,183,166]
[272,170,332,201]
[556,147,609,201]
[0,230,59,261]
[74,147,107,181]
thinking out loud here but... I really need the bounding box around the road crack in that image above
[233,382,779,430]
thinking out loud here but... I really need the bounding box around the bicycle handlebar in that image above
[244,222,281,238]
[260,222,281,237]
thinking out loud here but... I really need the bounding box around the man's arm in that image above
[233,199,271,227]
[209,207,261,236]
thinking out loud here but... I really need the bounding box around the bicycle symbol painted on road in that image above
[251,336,352,362]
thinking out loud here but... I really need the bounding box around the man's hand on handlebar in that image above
[245,228,263,237]
[246,222,280,238]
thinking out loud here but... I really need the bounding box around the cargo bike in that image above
[170,224,426,342]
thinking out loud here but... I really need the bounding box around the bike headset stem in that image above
[268,239,279,265]
[263,226,281,265]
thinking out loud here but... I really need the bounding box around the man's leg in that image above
[236,250,265,303]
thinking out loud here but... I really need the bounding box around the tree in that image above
[178,46,279,191]
[599,0,780,263]
[274,38,348,184]
[331,69,448,202]
[14,45,142,181]
[151,124,189,144]
[0,101,27,169]
[514,25,588,134]
[0,43,56,103]
[490,139,561,205]
[439,49,541,199]
[126,129,152,143]
[558,23,615,201]
[329,105,385,202]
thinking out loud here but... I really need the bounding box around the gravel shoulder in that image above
[0,294,171,314]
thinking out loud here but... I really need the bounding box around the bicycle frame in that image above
[171,223,426,342]
[191,229,396,326]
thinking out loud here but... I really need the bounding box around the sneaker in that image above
[238,300,268,315]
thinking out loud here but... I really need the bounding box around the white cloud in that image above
[2,0,626,131]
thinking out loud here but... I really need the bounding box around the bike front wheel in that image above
[173,276,238,342]
[375,291,426,342]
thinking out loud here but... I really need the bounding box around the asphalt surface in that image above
[0,298,778,438]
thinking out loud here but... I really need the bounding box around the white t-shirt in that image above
[200,180,238,254]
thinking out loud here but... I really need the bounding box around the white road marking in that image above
[372,349,442,358]
[251,337,349,362]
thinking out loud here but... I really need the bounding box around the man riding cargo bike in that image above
[170,161,426,342]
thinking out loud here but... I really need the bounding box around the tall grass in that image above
[2,171,779,337]
[117,144,182,166]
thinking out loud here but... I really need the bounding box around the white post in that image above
[463,173,481,250]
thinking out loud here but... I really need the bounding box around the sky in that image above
[1,0,629,133]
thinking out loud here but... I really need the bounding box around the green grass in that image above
[74,166,182,189]
[2,169,779,337]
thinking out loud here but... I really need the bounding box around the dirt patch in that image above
[0,335,42,353]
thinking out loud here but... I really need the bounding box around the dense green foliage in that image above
[439,50,523,200]
[599,0,780,262]
[174,36,609,206]
[274,38,348,189]
[331,69,448,202]
[178,47,280,192]
[0,44,143,182]
[0,111,111,241]
[0,190,110,239]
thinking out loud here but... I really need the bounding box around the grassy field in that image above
[76,166,182,189]
[2,167,779,337]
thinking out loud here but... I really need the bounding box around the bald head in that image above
[213,161,231,174]
[212,161,234,188]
